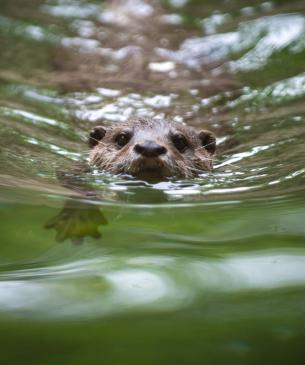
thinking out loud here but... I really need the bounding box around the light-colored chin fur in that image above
[126,158,171,179]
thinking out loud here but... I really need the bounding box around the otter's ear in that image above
[198,130,216,155]
[89,126,106,148]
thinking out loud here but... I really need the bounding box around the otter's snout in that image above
[134,140,167,158]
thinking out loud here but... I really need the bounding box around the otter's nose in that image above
[134,140,167,158]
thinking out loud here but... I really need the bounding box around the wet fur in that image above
[89,118,216,179]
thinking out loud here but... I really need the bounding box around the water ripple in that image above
[1,250,304,319]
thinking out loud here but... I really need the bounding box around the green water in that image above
[1,0,305,364]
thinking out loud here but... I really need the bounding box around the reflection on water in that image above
[1,249,305,319]
[1,0,305,364]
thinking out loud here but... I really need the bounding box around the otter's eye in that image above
[172,134,189,153]
[116,133,131,147]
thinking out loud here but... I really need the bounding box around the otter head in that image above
[88,118,216,180]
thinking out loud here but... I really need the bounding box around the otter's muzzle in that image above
[134,140,167,158]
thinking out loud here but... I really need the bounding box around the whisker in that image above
[88,135,108,147]
[198,140,217,150]
[198,154,244,171]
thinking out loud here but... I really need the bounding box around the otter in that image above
[88,118,216,179]
[46,118,216,241]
